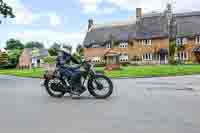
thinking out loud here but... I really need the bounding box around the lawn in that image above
[1,65,200,78]
[0,68,44,78]
[105,65,200,78]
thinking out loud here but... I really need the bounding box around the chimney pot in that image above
[88,19,94,31]
[136,8,142,19]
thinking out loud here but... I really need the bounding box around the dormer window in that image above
[141,40,152,45]
[92,44,100,48]
[119,42,128,48]
[195,36,200,44]
[106,43,111,48]
[176,37,187,46]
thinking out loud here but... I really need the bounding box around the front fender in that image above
[87,74,109,90]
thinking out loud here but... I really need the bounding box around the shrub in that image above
[43,56,57,64]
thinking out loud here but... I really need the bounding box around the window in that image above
[120,53,129,62]
[195,36,200,44]
[177,51,188,60]
[176,38,187,45]
[92,44,100,48]
[106,43,111,48]
[142,40,152,45]
[119,42,128,48]
[143,53,153,61]
[182,38,187,45]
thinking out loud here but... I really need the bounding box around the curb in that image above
[1,73,200,80]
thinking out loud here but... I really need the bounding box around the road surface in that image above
[0,75,200,133]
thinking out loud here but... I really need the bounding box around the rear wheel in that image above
[44,79,65,98]
[88,75,113,99]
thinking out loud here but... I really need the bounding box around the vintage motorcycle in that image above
[42,59,113,99]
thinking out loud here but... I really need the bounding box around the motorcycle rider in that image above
[56,45,85,95]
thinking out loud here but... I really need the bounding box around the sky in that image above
[0,0,200,50]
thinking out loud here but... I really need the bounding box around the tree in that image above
[48,42,61,56]
[32,48,40,57]
[25,41,44,49]
[48,42,72,56]
[76,44,84,56]
[5,38,24,50]
[7,49,22,67]
[0,0,15,21]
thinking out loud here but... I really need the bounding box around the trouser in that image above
[59,66,82,90]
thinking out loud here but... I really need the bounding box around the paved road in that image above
[0,75,200,133]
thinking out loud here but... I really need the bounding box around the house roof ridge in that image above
[91,20,135,29]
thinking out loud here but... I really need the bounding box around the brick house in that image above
[17,48,49,68]
[83,4,200,65]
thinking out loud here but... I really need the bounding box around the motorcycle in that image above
[42,59,113,99]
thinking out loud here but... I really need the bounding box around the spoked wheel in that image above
[44,78,65,98]
[88,75,113,99]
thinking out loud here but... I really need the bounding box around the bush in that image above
[122,63,129,67]
[169,57,178,65]
[0,52,9,65]
[43,56,57,64]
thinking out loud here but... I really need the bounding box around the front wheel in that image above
[88,75,113,99]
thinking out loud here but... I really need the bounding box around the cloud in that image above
[4,0,37,24]
[4,0,63,26]
[48,13,62,26]
[8,29,86,50]
[80,0,116,14]
[80,0,200,15]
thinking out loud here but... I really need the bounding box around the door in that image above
[160,53,165,64]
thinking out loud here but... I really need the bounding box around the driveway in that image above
[0,75,200,133]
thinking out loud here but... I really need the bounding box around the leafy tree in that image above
[25,41,44,49]
[48,42,72,56]
[48,42,61,56]
[76,44,84,56]
[0,0,15,20]
[48,48,58,56]
[5,38,24,50]
[7,49,22,67]
[32,48,40,57]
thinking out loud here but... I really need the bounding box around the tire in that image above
[88,75,113,99]
[44,79,65,98]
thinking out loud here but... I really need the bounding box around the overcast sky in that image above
[0,0,200,49]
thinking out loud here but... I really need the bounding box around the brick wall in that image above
[128,38,169,61]
[18,49,32,68]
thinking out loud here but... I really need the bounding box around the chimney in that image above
[136,8,142,20]
[167,3,172,13]
[88,19,94,31]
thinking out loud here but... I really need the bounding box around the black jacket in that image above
[56,52,79,67]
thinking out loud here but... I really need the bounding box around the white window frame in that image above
[92,44,100,48]
[176,37,187,46]
[119,53,129,62]
[142,40,152,46]
[119,42,128,48]
[143,53,153,61]
[195,36,200,44]
[177,51,188,60]
[182,38,187,45]
[106,43,111,48]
